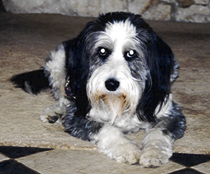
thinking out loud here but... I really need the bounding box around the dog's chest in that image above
[88,107,150,133]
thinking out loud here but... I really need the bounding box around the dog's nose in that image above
[105,78,120,91]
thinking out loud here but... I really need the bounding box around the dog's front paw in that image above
[110,143,141,165]
[95,125,141,165]
[139,146,172,167]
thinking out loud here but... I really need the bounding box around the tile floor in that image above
[0,146,210,174]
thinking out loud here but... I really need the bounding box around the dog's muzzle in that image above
[87,64,142,123]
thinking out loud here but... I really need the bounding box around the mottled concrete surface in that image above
[0,12,210,156]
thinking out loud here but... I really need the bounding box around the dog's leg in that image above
[93,124,141,164]
[140,128,173,167]
[140,102,186,167]
[40,44,70,123]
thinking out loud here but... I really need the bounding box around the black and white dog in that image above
[12,12,186,167]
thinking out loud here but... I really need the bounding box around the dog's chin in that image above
[103,94,130,116]
[90,92,133,124]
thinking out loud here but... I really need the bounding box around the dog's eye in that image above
[124,50,137,61]
[98,47,110,58]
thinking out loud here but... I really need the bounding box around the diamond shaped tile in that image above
[170,153,210,167]
[0,160,40,174]
[169,168,204,174]
[0,146,52,159]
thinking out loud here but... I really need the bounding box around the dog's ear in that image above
[137,32,176,122]
[63,37,91,117]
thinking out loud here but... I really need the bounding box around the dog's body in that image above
[12,12,186,167]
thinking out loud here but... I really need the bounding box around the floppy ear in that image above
[62,37,91,118]
[63,18,113,117]
[137,32,176,122]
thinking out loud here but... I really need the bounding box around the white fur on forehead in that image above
[105,20,137,42]
[94,19,139,50]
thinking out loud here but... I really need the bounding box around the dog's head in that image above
[66,12,177,122]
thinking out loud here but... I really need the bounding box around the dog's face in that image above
[69,12,176,123]
[86,19,148,122]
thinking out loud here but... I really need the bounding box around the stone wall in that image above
[2,0,210,23]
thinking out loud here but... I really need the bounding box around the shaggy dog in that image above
[11,12,186,167]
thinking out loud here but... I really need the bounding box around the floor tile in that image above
[0,146,52,158]
[192,161,210,174]
[1,145,209,174]
[169,168,204,174]
[17,149,185,174]
[170,153,210,167]
[0,159,40,174]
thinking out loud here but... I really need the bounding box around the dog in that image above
[11,12,186,167]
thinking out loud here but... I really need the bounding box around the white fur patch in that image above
[44,44,66,100]
[40,44,70,122]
